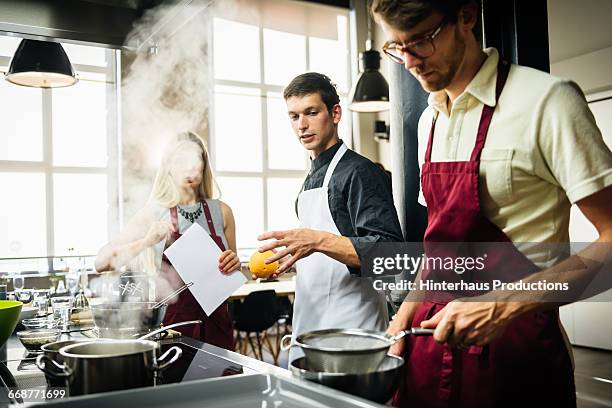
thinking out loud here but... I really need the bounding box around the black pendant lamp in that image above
[5,39,77,88]
[349,41,390,112]
[348,5,389,113]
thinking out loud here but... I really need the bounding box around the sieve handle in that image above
[392,327,435,341]
[280,334,294,351]
[410,328,435,336]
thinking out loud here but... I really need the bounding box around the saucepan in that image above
[91,282,193,338]
[37,339,181,396]
[39,339,89,387]
[281,327,433,374]
[36,320,200,393]
[90,301,167,338]
[290,354,404,403]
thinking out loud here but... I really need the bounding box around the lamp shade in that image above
[349,49,389,112]
[5,39,77,88]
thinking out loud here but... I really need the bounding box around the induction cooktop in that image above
[0,340,246,404]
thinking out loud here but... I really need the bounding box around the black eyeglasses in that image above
[382,19,447,62]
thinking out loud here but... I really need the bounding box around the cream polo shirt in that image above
[417,48,612,267]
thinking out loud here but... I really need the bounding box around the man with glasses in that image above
[372,0,612,407]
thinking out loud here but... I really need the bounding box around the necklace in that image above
[177,202,203,223]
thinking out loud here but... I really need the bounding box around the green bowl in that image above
[0,300,23,348]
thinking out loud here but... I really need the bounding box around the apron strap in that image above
[424,112,438,163]
[469,59,511,162]
[322,142,348,188]
[424,58,511,164]
[201,200,227,251]
[168,207,181,243]
[162,207,181,269]
[201,200,218,236]
[167,202,223,249]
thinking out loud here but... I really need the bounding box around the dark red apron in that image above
[393,60,575,408]
[160,200,234,350]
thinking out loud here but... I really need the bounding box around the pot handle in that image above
[280,334,294,351]
[36,355,72,378]
[153,346,182,371]
[137,320,202,340]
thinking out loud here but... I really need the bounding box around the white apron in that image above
[290,143,388,362]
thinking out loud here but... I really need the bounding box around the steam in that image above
[94,1,251,328]
[121,0,214,217]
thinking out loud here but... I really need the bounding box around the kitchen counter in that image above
[1,333,386,408]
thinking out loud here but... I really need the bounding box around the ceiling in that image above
[75,0,350,10]
[547,0,612,63]
[4,0,609,61]
[74,0,163,10]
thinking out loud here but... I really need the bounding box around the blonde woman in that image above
[95,131,240,349]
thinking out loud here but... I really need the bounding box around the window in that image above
[0,35,119,259]
[210,1,351,251]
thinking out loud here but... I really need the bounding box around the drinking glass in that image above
[13,275,24,293]
[66,271,79,295]
[34,295,49,316]
[51,296,73,330]
[15,289,33,304]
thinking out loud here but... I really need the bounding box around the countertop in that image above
[1,332,385,408]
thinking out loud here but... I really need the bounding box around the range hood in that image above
[0,0,163,49]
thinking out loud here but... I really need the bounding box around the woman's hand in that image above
[219,250,241,274]
[143,221,175,247]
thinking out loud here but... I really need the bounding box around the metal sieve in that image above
[282,327,433,374]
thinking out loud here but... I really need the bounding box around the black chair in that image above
[272,296,294,364]
[276,296,293,326]
[233,290,280,364]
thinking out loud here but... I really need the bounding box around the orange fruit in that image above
[248,250,279,279]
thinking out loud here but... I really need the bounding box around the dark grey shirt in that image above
[298,140,404,275]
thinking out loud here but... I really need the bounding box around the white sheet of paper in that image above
[163,223,246,316]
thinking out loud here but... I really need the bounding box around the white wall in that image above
[549,1,612,349]
[551,46,612,94]
[560,94,612,350]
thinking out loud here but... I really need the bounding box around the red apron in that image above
[393,60,576,408]
[160,200,234,350]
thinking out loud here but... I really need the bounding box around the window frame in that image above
[208,11,353,251]
[0,43,121,259]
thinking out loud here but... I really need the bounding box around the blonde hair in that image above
[139,131,219,277]
[149,131,218,207]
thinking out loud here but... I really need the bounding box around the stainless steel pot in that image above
[91,302,167,338]
[39,339,88,387]
[36,339,181,396]
[290,355,404,403]
[282,327,433,374]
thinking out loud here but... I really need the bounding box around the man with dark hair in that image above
[259,72,404,362]
[372,0,612,407]
[282,71,340,112]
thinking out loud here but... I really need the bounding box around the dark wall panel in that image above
[482,0,550,72]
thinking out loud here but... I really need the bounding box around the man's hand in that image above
[386,315,409,356]
[257,229,326,274]
[419,300,521,348]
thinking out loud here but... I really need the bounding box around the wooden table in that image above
[229,277,295,301]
